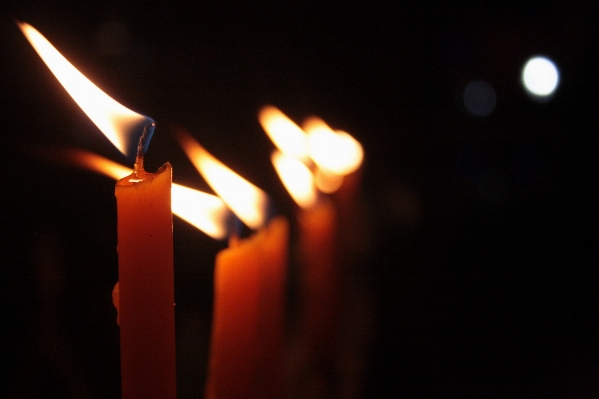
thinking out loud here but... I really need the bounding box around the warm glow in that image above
[258,105,310,162]
[271,151,318,209]
[171,184,229,239]
[314,169,344,194]
[62,149,229,239]
[176,131,270,230]
[18,22,153,159]
[61,148,132,180]
[303,117,363,176]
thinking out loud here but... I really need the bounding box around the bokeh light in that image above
[463,80,497,117]
[522,56,559,100]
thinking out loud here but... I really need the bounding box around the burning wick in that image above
[132,121,157,179]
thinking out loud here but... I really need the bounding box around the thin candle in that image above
[261,106,365,393]
[19,23,176,399]
[176,130,288,399]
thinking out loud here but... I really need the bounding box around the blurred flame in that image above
[314,169,344,194]
[60,149,229,239]
[303,117,363,176]
[171,184,229,239]
[18,22,153,159]
[176,131,270,230]
[271,151,317,209]
[63,148,132,180]
[259,105,310,162]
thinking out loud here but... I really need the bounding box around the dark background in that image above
[1,1,598,398]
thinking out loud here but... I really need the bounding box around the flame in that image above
[18,22,154,160]
[258,105,310,162]
[171,184,230,239]
[303,117,363,176]
[176,131,270,230]
[271,151,318,209]
[314,169,344,194]
[60,149,229,239]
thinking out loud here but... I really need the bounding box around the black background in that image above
[1,1,598,398]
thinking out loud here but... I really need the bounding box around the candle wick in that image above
[133,123,154,175]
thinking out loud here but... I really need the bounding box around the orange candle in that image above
[18,23,178,399]
[206,216,288,399]
[176,130,289,399]
[271,150,341,383]
[115,159,176,399]
[297,199,339,351]
[262,107,365,393]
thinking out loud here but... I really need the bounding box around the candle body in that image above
[115,163,176,399]
[296,199,340,388]
[206,216,289,399]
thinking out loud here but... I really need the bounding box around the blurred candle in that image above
[262,107,365,392]
[302,116,365,253]
[176,130,289,399]
[19,22,177,399]
[271,150,340,365]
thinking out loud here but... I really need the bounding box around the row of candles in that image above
[19,22,364,399]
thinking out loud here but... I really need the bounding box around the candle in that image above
[302,116,365,253]
[261,106,365,395]
[271,150,341,384]
[176,130,289,399]
[116,159,176,399]
[206,216,288,399]
[19,23,177,399]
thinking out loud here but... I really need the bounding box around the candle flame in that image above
[271,151,318,209]
[176,131,270,230]
[258,105,310,162]
[56,149,229,239]
[303,117,363,176]
[171,184,231,239]
[314,169,344,194]
[18,22,154,161]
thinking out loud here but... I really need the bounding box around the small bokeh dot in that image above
[463,80,497,117]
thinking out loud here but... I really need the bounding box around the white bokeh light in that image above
[522,56,559,100]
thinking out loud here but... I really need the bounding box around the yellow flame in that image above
[303,117,363,176]
[59,149,229,239]
[271,150,318,209]
[61,148,132,180]
[171,184,229,239]
[18,22,150,158]
[176,131,270,230]
[258,105,310,162]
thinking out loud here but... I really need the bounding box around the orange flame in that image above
[271,150,318,209]
[303,117,363,176]
[258,105,310,162]
[56,149,229,239]
[176,131,270,230]
[18,22,153,160]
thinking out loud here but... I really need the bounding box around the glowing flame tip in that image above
[19,22,155,162]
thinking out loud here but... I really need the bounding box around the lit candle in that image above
[115,158,176,399]
[19,23,177,399]
[260,106,364,393]
[176,130,289,399]
[302,116,365,252]
[271,149,340,379]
